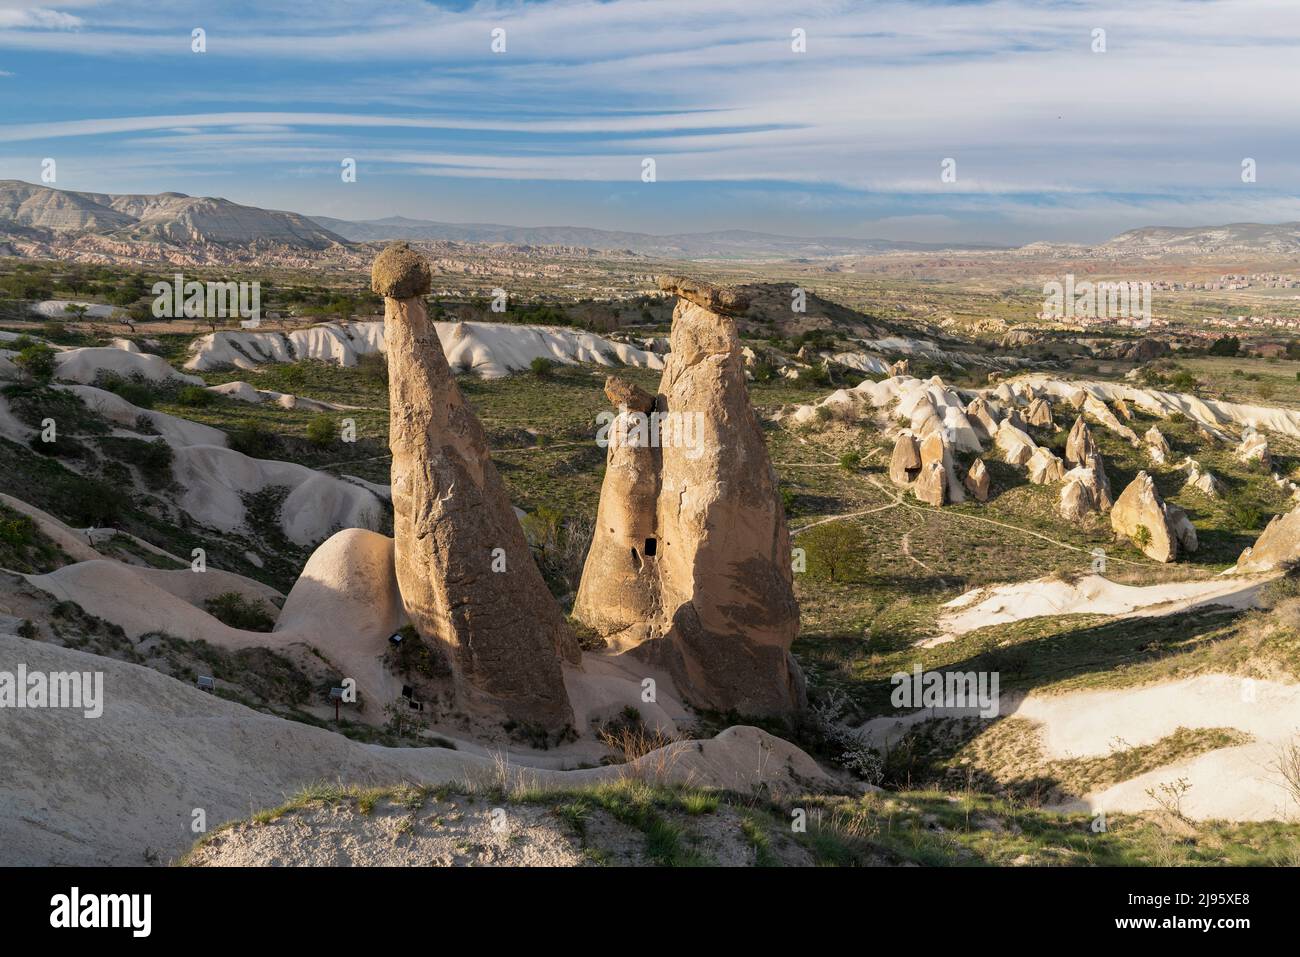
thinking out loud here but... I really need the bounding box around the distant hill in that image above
[0,181,347,250]
[309,214,994,260]
[1099,222,1300,256]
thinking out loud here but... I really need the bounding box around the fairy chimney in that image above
[374,243,575,731]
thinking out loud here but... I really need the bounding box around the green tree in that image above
[14,342,57,384]
[801,521,868,583]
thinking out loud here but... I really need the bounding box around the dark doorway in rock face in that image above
[644,537,657,557]
[630,546,641,570]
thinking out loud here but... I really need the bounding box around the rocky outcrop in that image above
[1110,470,1195,562]
[1083,395,1139,445]
[1027,447,1066,485]
[1144,425,1170,465]
[1113,396,1133,421]
[1181,458,1223,498]
[1025,397,1054,429]
[1237,429,1272,469]
[889,431,922,485]
[919,430,965,503]
[913,460,947,506]
[576,277,804,717]
[1125,338,1171,363]
[1237,506,1300,572]
[966,396,999,441]
[1059,470,1097,521]
[964,458,990,501]
[657,275,750,315]
[889,359,909,377]
[1144,426,1170,455]
[1059,455,1112,520]
[996,419,1037,467]
[1064,415,1098,467]
[376,243,575,731]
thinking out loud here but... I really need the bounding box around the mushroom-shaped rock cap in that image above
[371,242,432,299]
[604,375,656,414]
[657,275,751,316]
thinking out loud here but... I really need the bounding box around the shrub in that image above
[135,439,174,484]
[0,514,35,548]
[13,343,56,384]
[357,352,388,387]
[60,477,126,527]
[305,414,338,447]
[109,380,155,409]
[177,386,213,407]
[228,422,275,458]
[203,592,276,632]
[839,451,861,471]
[530,356,556,378]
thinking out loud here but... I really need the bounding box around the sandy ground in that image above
[0,632,834,865]
[1018,675,1300,821]
[929,573,1269,644]
[184,793,815,867]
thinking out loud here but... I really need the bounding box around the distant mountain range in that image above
[307,214,993,259]
[5,181,1300,262]
[0,180,345,250]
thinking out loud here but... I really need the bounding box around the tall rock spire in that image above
[373,243,574,731]
[575,277,805,717]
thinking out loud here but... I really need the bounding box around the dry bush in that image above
[598,724,679,764]
[1274,737,1300,815]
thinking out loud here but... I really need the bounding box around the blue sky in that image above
[1,0,1300,244]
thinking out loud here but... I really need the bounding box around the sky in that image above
[1,0,1300,245]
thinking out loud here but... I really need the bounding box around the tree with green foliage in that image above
[1208,335,1240,357]
[801,521,869,583]
[13,342,56,384]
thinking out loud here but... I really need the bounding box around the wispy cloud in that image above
[1,0,1298,242]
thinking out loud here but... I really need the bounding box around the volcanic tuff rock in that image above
[657,275,751,316]
[1237,506,1300,572]
[1083,395,1139,445]
[1145,426,1171,455]
[1065,415,1098,466]
[1110,470,1195,563]
[889,431,922,485]
[375,243,575,730]
[964,458,990,501]
[966,396,999,441]
[919,429,966,503]
[575,278,804,717]
[1182,458,1223,498]
[1027,447,1066,485]
[996,419,1037,467]
[913,460,947,506]
[1025,397,1054,429]
[1059,456,1112,520]
[604,375,656,413]
[1237,430,1272,469]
